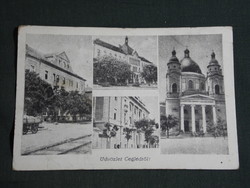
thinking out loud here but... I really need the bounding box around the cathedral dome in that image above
[180,49,202,74]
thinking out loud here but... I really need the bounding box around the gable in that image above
[57,52,70,63]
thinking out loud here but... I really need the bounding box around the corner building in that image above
[93,96,150,149]
[25,45,86,93]
[166,49,226,133]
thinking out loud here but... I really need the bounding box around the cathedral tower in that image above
[207,51,224,96]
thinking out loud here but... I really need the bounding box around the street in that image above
[161,137,229,155]
[21,122,92,155]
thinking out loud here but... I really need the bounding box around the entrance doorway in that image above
[184,121,189,132]
[195,121,200,132]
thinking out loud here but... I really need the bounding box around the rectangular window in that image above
[63,77,65,85]
[114,113,116,120]
[97,49,100,57]
[45,71,48,80]
[95,97,104,120]
[30,65,35,72]
[115,97,117,101]
[53,73,56,81]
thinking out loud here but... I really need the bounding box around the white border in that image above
[13,26,238,170]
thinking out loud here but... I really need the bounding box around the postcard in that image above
[13,26,238,170]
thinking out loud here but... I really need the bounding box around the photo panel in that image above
[93,35,158,90]
[21,34,93,155]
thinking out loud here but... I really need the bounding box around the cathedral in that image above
[165,48,226,133]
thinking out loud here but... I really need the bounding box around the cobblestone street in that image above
[21,122,92,155]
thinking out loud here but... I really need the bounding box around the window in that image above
[67,64,69,69]
[97,49,100,57]
[172,83,177,93]
[215,84,220,94]
[30,65,35,72]
[56,75,59,83]
[76,82,78,88]
[129,117,132,124]
[200,82,205,90]
[114,112,116,120]
[115,97,117,101]
[45,71,48,80]
[188,80,194,89]
[53,73,56,81]
[63,77,65,85]
[184,109,188,114]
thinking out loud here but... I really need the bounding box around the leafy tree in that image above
[123,127,133,148]
[99,123,119,149]
[141,64,157,85]
[134,119,158,145]
[94,56,132,85]
[207,118,227,138]
[24,70,54,116]
[148,135,159,148]
[160,115,179,138]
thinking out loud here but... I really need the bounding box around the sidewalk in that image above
[21,122,92,154]
[161,137,229,154]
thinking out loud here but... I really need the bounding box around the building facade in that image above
[93,36,155,84]
[165,49,226,133]
[25,45,86,93]
[93,96,151,149]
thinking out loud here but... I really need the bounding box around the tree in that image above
[24,70,54,116]
[99,123,119,149]
[134,119,158,146]
[160,115,179,138]
[123,127,133,148]
[207,118,227,138]
[141,64,157,85]
[94,56,132,85]
[64,91,92,121]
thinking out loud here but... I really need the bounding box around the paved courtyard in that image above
[161,137,229,154]
[21,122,92,154]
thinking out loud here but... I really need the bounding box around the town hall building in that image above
[165,48,226,133]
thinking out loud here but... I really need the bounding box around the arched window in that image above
[172,83,177,93]
[215,84,220,94]
[188,80,194,90]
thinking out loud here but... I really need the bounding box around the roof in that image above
[26,45,86,81]
[180,49,202,74]
[93,38,153,64]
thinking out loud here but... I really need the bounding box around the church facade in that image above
[165,49,226,133]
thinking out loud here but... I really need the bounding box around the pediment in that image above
[181,94,214,100]
[57,52,70,63]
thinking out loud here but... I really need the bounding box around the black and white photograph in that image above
[159,35,228,154]
[21,34,93,155]
[13,26,238,170]
[93,36,158,89]
[92,96,159,149]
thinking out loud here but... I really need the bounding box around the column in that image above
[180,104,185,132]
[212,105,217,125]
[191,104,196,132]
[201,105,207,133]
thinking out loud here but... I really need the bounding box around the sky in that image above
[159,34,223,102]
[94,36,157,64]
[26,34,93,87]
[139,96,159,123]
